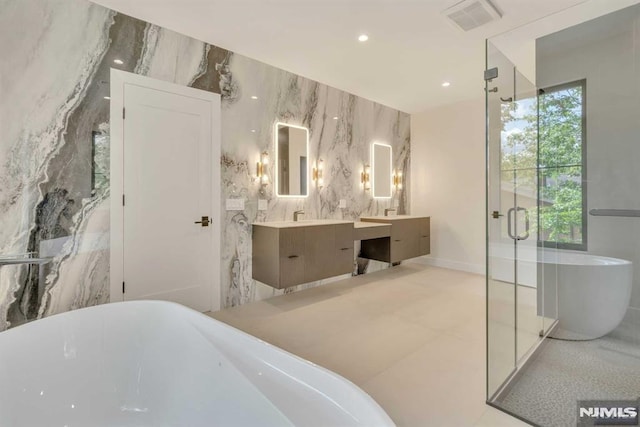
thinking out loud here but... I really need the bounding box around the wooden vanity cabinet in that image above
[252,222,354,289]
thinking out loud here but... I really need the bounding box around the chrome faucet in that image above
[293,210,305,222]
[384,208,396,217]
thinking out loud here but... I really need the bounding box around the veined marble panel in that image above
[0,0,410,330]
[220,53,410,305]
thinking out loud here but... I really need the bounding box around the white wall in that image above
[410,98,485,275]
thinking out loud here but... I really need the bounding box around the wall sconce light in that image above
[256,151,269,186]
[393,170,403,190]
[361,164,371,191]
[312,159,324,188]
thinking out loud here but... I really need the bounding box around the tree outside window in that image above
[501,80,586,250]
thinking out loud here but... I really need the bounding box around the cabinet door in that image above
[304,225,335,282]
[279,228,305,288]
[418,218,431,256]
[390,219,419,262]
[419,217,430,238]
[334,223,354,276]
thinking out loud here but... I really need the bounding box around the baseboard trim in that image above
[408,256,484,275]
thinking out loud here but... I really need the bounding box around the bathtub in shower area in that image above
[490,244,632,339]
[0,301,394,427]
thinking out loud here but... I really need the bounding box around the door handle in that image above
[194,216,210,227]
[517,207,530,241]
[507,208,516,240]
[492,211,504,219]
[507,208,530,241]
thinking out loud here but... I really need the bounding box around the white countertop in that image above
[254,220,354,229]
[354,222,392,229]
[360,215,429,221]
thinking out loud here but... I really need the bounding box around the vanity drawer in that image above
[334,246,354,276]
[334,223,354,250]
[418,218,430,256]
[389,219,417,262]
[333,223,354,276]
[305,225,336,283]
[390,218,416,242]
[279,228,305,257]
[419,217,430,238]
[279,255,305,289]
[390,236,419,263]
[278,228,306,288]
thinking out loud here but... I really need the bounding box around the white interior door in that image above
[110,70,221,312]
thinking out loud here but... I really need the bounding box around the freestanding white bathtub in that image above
[491,244,633,340]
[0,301,394,427]
[538,249,633,340]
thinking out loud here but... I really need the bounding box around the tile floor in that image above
[209,263,528,426]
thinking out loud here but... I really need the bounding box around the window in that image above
[538,80,587,250]
[500,79,586,250]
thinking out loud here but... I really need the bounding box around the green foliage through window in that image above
[501,80,586,249]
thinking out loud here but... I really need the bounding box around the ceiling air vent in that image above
[443,0,502,32]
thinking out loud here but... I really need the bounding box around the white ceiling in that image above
[91,0,632,113]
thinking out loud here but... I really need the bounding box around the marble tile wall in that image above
[0,0,410,330]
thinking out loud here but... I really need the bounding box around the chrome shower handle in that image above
[507,207,530,241]
[507,207,516,240]
[517,207,530,241]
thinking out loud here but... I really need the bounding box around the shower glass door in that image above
[486,41,551,400]
[512,70,546,364]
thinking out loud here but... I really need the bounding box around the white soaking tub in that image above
[538,250,633,339]
[0,301,394,427]
[491,243,633,339]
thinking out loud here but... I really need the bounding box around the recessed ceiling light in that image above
[113,59,124,65]
[358,34,369,42]
[442,82,451,87]
[104,96,111,100]
[251,95,258,100]
[251,129,256,133]
[333,116,338,120]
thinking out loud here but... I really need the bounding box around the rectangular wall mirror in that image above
[372,142,392,198]
[276,123,309,197]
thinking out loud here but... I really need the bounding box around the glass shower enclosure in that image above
[485,40,558,402]
[486,4,640,425]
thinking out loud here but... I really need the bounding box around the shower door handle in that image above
[508,207,530,241]
[507,208,517,240]
[518,207,530,241]
[518,208,531,240]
